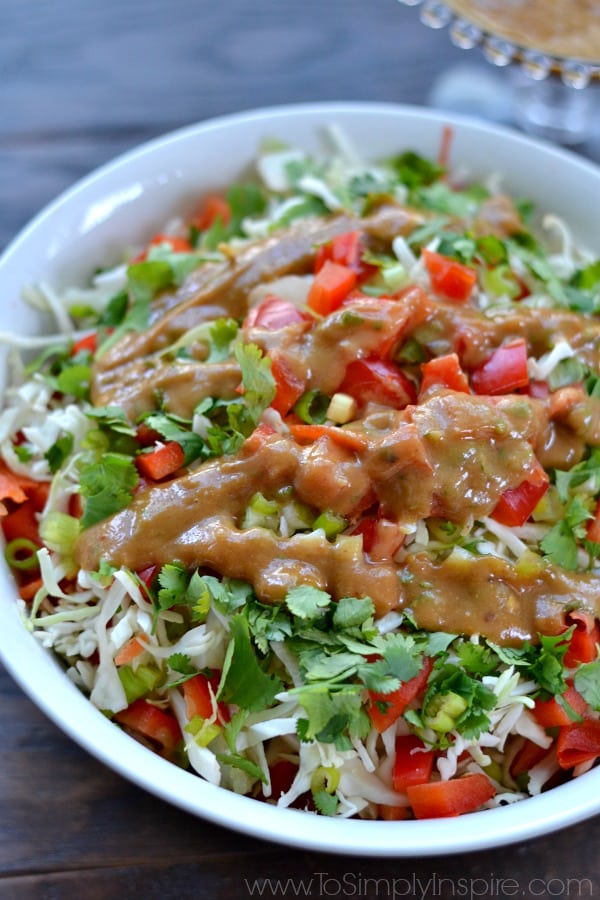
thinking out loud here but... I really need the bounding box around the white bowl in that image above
[1,102,599,857]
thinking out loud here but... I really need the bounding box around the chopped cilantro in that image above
[45,432,74,473]
[541,496,592,570]
[168,653,196,677]
[142,411,207,466]
[390,150,444,189]
[217,614,283,712]
[574,660,600,710]
[154,564,214,623]
[78,453,139,529]
[234,341,276,423]
[215,752,268,785]
[285,585,331,621]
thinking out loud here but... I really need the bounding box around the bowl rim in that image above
[1,99,600,857]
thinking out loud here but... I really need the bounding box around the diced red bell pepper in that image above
[338,357,416,411]
[134,234,192,262]
[563,611,600,667]
[183,671,229,725]
[406,773,496,818]
[378,804,411,821]
[135,442,185,481]
[70,332,98,356]
[368,657,433,733]
[268,759,298,800]
[351,515,404,560]
[586,498,600,544]
[307,260,357,315]
[137,564,159,591]
[392,735,435,791]
[314,230,376,283]
[136,423,163,446]
[532,680,588,729]
[244,296,312,330]
[192,193,231,231]
[419,353,469,397]
[114,698,182,757]
[491,459,549,527]
[422,249,477,303]
[525,380,550,400]
[556,718,600,769]
[470,338,529,395]
[510,738,549,778]
[269,353,306,416]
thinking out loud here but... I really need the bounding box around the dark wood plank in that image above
[0,0,466,250]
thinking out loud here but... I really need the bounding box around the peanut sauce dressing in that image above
[77,200,600,646]
[445,0,600,64]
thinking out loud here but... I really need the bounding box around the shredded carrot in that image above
[114,636,146,666]
[288,423,367,453]
[18,577,43,602]
[438,124,453,171]
[0,462,31,511]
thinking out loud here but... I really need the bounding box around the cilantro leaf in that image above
[222,709,250,753]
[215,752,268,784]
[234,342,276,423]
[217,614,283,712]
[390,150,443,189]
[56,363,91,400]
[312,790,339,817]
[574,660,600,710]
[126,259,174,304]
[295,686,369,749]
[45,432,74,473]
[285,585,331,621]
[332,596,375,630]
[199,575,253,615]
[456,641,500,676]
[156,562,189,612]
[247,601,293,654]
[529,632,571,697]
[540,496,592,570]
[168,653,196,676]
[85,406,137,435]
[78,453,139,528]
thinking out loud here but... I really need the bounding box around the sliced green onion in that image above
[548,356,587,391]
[313,511,347,540]
[280,500,313,533]
[185,715,222,746]
[481,263,521,300]
[118,664,164,704]
[423,691,468,733]
[4,538,39,571]
[310,765,340,795]
[394,337,427,364]
[39,511,81,556]
[293,389,330,424]
[242,491,280,530]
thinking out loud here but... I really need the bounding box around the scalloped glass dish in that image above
[399,0,600,86]
[1,102,600,857]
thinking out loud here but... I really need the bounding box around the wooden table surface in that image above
[2,1,600,897]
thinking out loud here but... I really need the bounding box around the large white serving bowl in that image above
[1,102,599,857]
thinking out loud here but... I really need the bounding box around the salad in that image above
[2,127,600,821]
